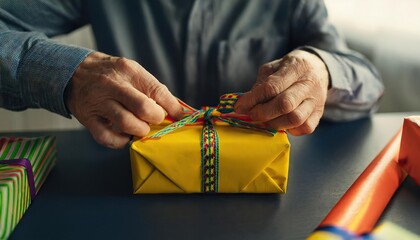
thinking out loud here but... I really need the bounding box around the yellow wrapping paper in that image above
[130,94,290,194]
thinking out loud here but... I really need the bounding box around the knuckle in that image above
[284,55,310,76]
[283,54,295,63]
[111,108,125,123]
[263,80,281,97]
[93,131,112,147]
[287,110,306,127]
[115,57,130,66]
[277,95,294,114]
[258,64,271,75]
[114,116,133,133]
[115,57,136,72]
[282,55,300,70]
[137,100,154,117]
[149,83,168,98]
[285,55,302,66]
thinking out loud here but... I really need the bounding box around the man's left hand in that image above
[234,50,330,135]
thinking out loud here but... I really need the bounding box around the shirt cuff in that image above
[298,46,369,121]
[17,39,93,118]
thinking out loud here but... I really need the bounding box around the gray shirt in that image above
[0,0,384,121]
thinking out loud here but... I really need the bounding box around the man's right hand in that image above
[66,52,184,149]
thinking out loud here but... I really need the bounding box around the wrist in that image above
[301,49,331,91]
[63,81,73,115]
[291,49,330,91]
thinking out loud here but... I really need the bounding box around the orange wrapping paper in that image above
[399,116,420,185]
[316,129,407,235]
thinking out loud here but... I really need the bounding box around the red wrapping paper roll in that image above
[317,129,407,235]
[399,116,420,185]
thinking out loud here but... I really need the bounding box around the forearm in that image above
[0,30,92,116]
[0,0,92,117]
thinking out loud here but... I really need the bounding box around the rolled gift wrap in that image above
[308,129,407,239]
[399,116,420,185]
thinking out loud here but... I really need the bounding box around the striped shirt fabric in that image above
[0,0,384,121]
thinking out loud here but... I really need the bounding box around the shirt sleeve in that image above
[290,0,384,121]
[0,0,93,117]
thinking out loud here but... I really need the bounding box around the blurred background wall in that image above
[1,0,419,131]
[324,0,420,113]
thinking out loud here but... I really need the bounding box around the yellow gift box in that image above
[130,94,290,193]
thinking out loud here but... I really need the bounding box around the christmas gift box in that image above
[0,136,56,239]
[130,93,290,193]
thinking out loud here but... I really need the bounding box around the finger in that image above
[235,65,298,114]
[264,99,315,130]
[287,109,323,136]
[85,116,132,149]
[113,57,183,121]
[103,100,151,137]
[249,80,313,121]
[256,59,282,84]
[127,63,184,120]
[146,82,184,120]
[117,87,167,124]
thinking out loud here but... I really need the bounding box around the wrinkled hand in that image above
[66,52,183,149]
[234,50,329,135]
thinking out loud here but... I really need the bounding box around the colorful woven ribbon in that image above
[144,93,278,193]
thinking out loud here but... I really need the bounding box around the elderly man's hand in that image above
[66,52,184,149]
[234,50,329,135]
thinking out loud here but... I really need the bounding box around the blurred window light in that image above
[324,0,420,38]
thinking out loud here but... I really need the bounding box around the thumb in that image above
[147,82,184,120]
[133,64,184,120]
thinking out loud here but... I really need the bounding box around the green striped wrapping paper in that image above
[0,136,56,239]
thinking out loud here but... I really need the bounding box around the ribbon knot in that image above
[203,108,221,122]
[142,93,278,192]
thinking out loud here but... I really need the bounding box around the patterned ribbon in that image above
[144,93,278,193]
[0,158,36,200]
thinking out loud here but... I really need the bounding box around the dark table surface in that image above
[4,112,420,240]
